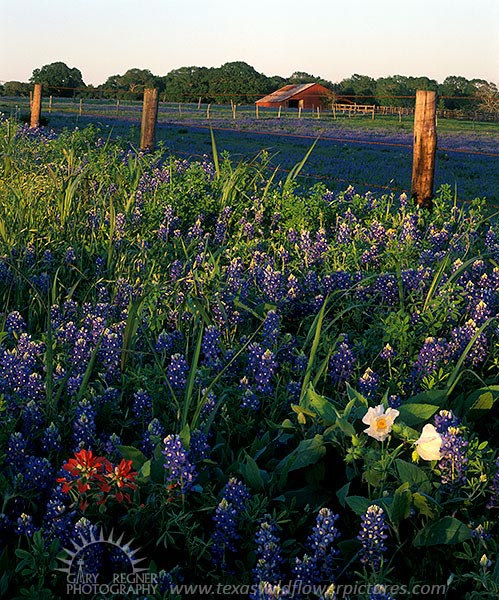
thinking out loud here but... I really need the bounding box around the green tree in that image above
[207,61,270,104]
[30,62,85,97]
[101,68,161,100]
[338,74,376,101]
[3,81,30,96]
[161,66,212,103]
[438,76,476,110]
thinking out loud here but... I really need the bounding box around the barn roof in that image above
[257,83,320,104]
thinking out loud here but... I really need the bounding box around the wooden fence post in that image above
[30,84,42,128]
[49,95,53,113]
[140,88,159,151]
[411,90,437,209]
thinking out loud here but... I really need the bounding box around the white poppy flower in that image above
[415,423,443,460]
[362,405,399,442]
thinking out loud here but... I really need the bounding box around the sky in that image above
[1,0,498,87]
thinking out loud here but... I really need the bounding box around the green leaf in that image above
[345,383,369,407]
[406,389,447,405]
[178,423,191,449]
[336,482,350,508]
[139,460,151,479]
[398,403,439,426]
[275,435,325,473]
[412,492,438,518]
[413,516,472,547]
[468,391,497,419]
[239,453,264,491]
[395,459,431,492]
[150,458,165,484]
[307,388,339,426]
[389,483,412,525]
[345,495,372,515]
[117,445,148,469]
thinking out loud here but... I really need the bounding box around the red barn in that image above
[256,82,332,110]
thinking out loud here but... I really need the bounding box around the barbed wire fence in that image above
[1,86,498,205]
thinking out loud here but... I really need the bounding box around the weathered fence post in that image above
[49,95,53,113]
[411,90,437,209]
[30,83,42,128]
[140,88,159,151]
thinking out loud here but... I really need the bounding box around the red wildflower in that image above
[101,459,138,504]
[61,449,108,480]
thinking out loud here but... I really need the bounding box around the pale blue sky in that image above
[1,0,498,86]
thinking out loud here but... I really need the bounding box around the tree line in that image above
[1,60,498,112]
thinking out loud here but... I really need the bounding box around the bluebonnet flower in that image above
[73,399,96,450]
[336,221,352,245]
[155,329,183,355]
[357,368,379,399]
[329,335,356,386]
[167,353,189,391]
[201,325,222,369]
[287,380,301,403]
[156,566,184,595]
[310,228,329,264]
[412,337,449,378]
[292,553,317,585]
[399,212,422,244]
[448,320,488,367]
[388,395,402,409]
[199,389,217,423]
[255,349,278,395]
[64,246,77,265]
[222,477,250,512]
[169,259,183,281]
[141,418,166,455]
[162,434,197,494]
[211,478,249,571]
[261,264,284,303]
[358,505,389,572]
[307,508,340,581]
[240,377,260,411]
[487,457,499,509]
[434,411,468,492]
[15,513,36,537]
[470,300,495,327]
[253,583,290,599]
[132,389,153,422]
[5,311,26,336]
[22,399,45,432]
[304,270,320,296]
[369,585,396,600]
[100,432,122,456]
[380,344,396,360]
[286,274,302,300]
[251,518,284,595]
[42,422,62,452]
[472,524,492,541]
[211,498,240,570]
[434,409,459,433]
[187,214,205,241]
[189,430,211,462]
[6,432,28,470]
[262,310,281,348]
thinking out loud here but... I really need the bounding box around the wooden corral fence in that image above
[333,103,376,119]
